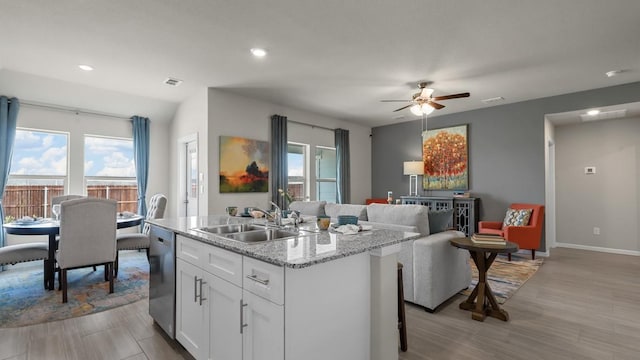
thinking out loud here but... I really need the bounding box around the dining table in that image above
[3,214,144,290]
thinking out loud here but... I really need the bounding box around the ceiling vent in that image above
[163,77,183,86]
[481,96,504,104]
[580,109,627,122]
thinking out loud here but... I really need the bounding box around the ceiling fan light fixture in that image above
[421,103,435,115]
[421,88,435,98]
[410,104,423,116]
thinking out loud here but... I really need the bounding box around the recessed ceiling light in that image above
[78,64,94,71]
[605,69,626,77]
[481,96,504,104]
[586,109,600,116]
[250,48,267,57]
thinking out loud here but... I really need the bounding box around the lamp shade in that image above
[403,161,424,175]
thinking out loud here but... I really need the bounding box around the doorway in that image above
[177,134,198,217]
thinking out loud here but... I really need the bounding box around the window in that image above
[84,136,137,212]
[3,129,68,219]
[287,143,307,201]
[315,146,337,203]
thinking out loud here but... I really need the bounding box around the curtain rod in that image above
[18,100,132,121]
[288,119,334,132]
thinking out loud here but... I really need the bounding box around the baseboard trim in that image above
[555,242,640,256]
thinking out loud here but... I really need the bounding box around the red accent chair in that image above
[366,198,388,205]
[478,203,545,260]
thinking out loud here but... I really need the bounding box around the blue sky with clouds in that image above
[10,130,135,177]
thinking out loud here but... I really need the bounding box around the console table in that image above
[400,196,479,236]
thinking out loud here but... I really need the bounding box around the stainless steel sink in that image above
[192,223,264,235]
[225,228,300,243]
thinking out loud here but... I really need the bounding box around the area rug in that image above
[0,251,148,328]
[459,253,543,304]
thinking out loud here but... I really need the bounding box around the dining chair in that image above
[55,198,117,303]
[52,194,86,220]
[115,193,167,277]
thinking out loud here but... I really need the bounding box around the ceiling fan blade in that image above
[427,101,445,110]
[431,92,470,101]
[393,104,414,112]
[380,100,410,102]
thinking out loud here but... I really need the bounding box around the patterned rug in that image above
[459,253,543,304]
[0,251,148,328]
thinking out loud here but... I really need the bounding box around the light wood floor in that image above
[2,247,639,359]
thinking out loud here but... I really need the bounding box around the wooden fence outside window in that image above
[2,185,138,220]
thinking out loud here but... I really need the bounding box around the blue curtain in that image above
[0,96,19,248]
[132,116,150,216]
[270,115,288,209]
[335,128,350,204]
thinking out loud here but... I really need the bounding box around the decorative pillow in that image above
[428,208,454,234]
[503,208,533,227]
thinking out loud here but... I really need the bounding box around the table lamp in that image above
[403,161,424,196]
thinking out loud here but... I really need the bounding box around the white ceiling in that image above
[1,0,639,126]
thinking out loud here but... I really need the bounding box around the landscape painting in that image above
[219,136,269,193]
[422,124,468,190]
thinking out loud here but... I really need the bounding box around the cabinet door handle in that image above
[246,274,269,286]
[199,279,207,305]
[194,276,199,303]
[239,300,248,334]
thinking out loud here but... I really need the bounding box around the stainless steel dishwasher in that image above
[149,224,176,339]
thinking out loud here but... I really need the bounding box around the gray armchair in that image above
[115,193,167,276]
[55,198,117,303]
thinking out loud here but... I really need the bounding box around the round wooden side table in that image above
[450,237,518,322]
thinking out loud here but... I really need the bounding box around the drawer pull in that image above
[193,276,199,303]
[246,274,269,286]
[198,278,207,305]
[240,300,248,334]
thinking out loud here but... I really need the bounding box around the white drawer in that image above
[203,245,243,286]
[243,257,285,305]
[176,235,208,267]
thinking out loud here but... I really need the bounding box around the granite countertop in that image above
[147,215,420,269]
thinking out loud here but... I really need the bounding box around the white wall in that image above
[544,117,556,252]
[555,116,640,254]
[168,87,209,218]
[206,89,372,215]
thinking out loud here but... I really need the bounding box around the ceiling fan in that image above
[381,82,470,115]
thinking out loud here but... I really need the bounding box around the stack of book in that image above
[471,233,506,245]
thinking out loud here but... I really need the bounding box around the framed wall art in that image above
[219,136,269,193]
[422,124,468,190]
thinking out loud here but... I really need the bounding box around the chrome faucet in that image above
[269,201,282,226]
[249,202,282,227]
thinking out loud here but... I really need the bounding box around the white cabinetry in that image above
[175,259,208,359]
[175,235,283,360]
[242,257,284,360]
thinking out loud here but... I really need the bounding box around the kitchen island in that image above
[147,215,420,360]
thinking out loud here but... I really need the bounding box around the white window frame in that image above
[5,128,69,218]
[83,134,137,208]
[287,142,309,201]
[315,146,337,203]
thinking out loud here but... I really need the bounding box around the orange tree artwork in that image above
[422,125,468,190]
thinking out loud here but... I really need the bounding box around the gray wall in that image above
[372,81,640,250]
[555,116,640,252]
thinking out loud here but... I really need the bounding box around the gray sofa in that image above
[289,201,471,311]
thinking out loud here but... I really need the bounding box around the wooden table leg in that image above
[45,233,56,290]
[460,250,510,322]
